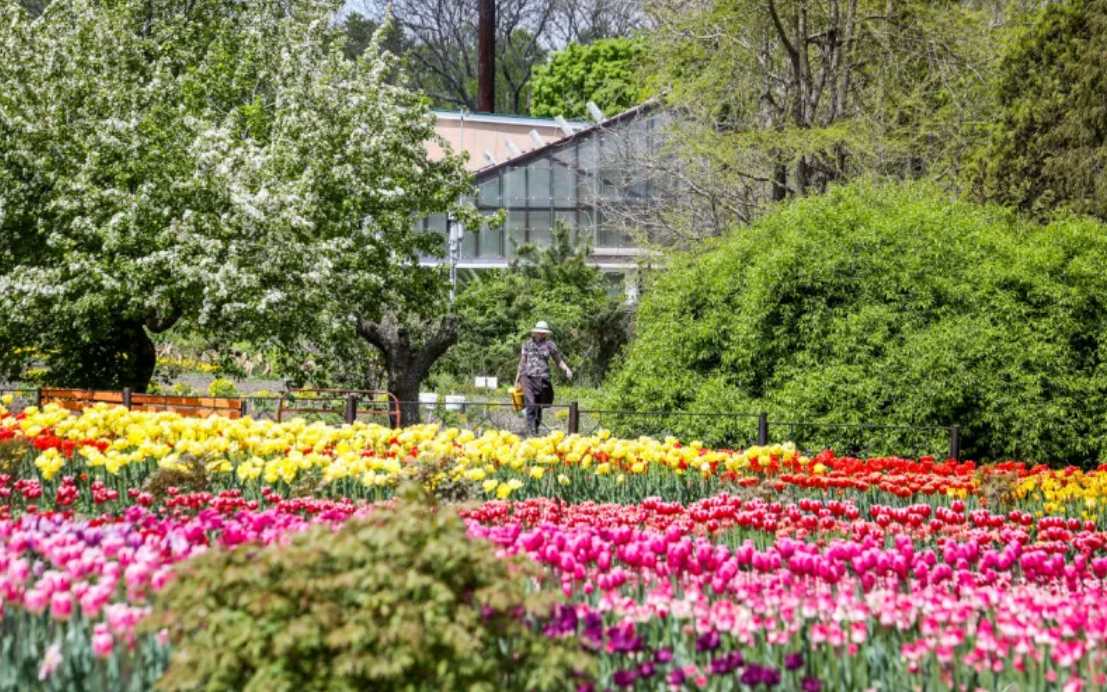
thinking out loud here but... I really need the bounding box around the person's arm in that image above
[515,353,526,386]
[552,345,572,381]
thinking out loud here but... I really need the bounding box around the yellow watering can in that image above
[509,386,525,412]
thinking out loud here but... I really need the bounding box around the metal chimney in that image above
[477,0,495,113]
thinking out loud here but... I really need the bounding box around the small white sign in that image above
[474,377,498,389]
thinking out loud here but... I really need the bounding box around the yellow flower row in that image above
[2,404,801,495]
[1014,469,1107,515]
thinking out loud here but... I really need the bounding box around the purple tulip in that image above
[695,630,721,652]
[785,652,804,671]
[802,678,823,692]
[613,669,638,688]
[740,665,764,686]
[709,656,732,675]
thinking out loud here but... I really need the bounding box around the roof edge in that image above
[470,100,661,179]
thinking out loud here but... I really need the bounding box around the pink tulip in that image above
[50,591,73,621]
[92,623,114,658]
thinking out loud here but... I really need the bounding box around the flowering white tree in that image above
[0,0,471,392]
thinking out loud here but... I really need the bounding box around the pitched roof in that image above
[472,100,661,180]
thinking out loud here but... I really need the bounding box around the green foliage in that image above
[530,38,647,118]
[207,379,240,398]
[148,489,594,692]
[602,181,1107,464]
[172,383,199,397]
[440,222,631,386]
[0,0,472,392]
[640,0,1001,235]
[342,12,408,62]
[970,0,1107,221]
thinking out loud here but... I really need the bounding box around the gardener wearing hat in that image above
[515,320,572,435]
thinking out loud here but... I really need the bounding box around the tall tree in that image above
[638,0,1000,239]
[970,0,1107,222]
[0,0,473,392]
[352,0,647,113]
[545,0,648,46]
[342,11,408,61]
[529,37,646,118]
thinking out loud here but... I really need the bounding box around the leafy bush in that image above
[207,378,240,398]
[602,181,1107,463]
[148,488,594,692]
[171,383,198,397]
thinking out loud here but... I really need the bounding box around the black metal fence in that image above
[1,388,962,459]
[0,388,38,414]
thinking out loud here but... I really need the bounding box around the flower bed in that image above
[3,403,1107,690]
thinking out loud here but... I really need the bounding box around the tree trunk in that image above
[771,162,789,201]
[355,314,460,428]
[388,366,424,432]
[121,322,157,393]
[69,320,157,392]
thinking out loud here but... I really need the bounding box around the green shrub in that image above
[148,488,594,692]
[602,181,1107,464]
[171,382,198,397]
[207,378,240,398]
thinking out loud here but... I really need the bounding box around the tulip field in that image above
[4,403,1107,690]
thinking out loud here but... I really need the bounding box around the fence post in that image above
[239,398,248,418]
[757,412,769,446]
[35,388,42,408]
[344,394,357,425]
[122,387,132,410]
[568,402,579,435]
[949,424,960,460]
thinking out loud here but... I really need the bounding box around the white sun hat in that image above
[531,320,552,334]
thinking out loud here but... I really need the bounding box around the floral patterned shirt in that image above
[521,338,561,379]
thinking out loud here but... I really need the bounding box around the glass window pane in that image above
[530,211,552,247]
[505,211,527,257]
[579,208,596,248]
[461,225,478,258]
[577,139,597,204]
[478,176,501,206]
[478,226,503,259]
[503,167,526,209]
[427,213,447,233]
[597,227,622,249]
[595,210,622,249]
[553,146,577,206]
[528,157,551,207]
